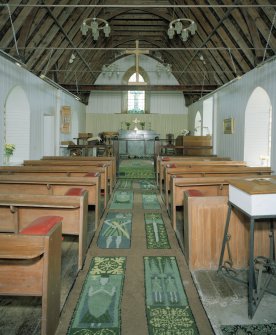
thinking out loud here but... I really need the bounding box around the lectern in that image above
[218,177,276,318]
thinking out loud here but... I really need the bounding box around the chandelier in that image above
[156,63,172,77]
[81,17,111,41]
[101,64,120,78]
[167,18,197,42]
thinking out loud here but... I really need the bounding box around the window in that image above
[244,87,272,166]
[4,86,30,164]
[127,73,145,114]
[194,111,202,135]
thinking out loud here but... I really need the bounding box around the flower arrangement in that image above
[125,122,131,130]
[5,144,15,156]
[140,121,145,129]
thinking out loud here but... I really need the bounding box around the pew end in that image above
[0,215,63,335]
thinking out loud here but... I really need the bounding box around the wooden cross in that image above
[126,40,149,84]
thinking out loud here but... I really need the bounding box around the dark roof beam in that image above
[179,0,240,79]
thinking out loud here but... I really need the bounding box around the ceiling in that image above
[0,1,275,105]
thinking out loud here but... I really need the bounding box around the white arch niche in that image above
[194,111,202,135]
[5,86,30,163]
[244,86,272,166]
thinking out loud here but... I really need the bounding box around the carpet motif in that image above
[139,180,157,190]
[142,193,161,210]
[145,213,170,249]
[144,256,199,335]
[119,160,155,179]
[67,257,126,335]
[109,191,133,210]
[116,179,133,190]
[221,323,276,334]
[119,169,155,179]
[97,213,132,249]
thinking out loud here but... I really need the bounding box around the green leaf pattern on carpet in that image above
[221,323,276,334]
[139,180,157,190]
[67,257,126,335]
[116,179,133,190]
[145,213,170,249]
[142,193,160,210]
[97,213,132,249]
[119,159,155,179]
[109,191,134,210]
[145,256,199,335]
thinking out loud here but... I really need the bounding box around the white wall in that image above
[86,113,188,139]
[86,55,188,138]
[188,57,276,172]
[0,56,86,163]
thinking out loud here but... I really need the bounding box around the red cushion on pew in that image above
[167,163,177,168]
[65,187,86,196]
[186,190,204,197]
[19,216,63,235]
[85,172,99,177]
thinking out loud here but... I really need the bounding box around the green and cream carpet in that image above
[118,159,155,179]
[59,159,213,335]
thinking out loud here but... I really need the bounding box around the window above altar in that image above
[127,72,145,114]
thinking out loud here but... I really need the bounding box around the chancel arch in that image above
[244,86,272,166]
[4,85,30,164]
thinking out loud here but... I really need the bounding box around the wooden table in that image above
[218,177,276,318]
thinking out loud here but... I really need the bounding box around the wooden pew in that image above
[42,155,116,189]
[169,174,272,230]
[0,165,106,209]
[164,166,272,210]
[24,159,113,194]
[156,155,231,186]
[0,175,101,228]
[0,191,89,271]
[183,191,276,271]
[159,157,240,193]
[0,216,62,335]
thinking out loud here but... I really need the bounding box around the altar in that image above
[117,130,159,157]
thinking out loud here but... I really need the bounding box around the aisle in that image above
[57,160,213,335]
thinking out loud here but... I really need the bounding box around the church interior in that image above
[0,1,276,335]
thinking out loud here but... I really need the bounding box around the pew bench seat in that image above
[0,216,63,335]
[0,189,89,271]
[0,174,101,227]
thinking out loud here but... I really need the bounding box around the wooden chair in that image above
[0,216,63,335]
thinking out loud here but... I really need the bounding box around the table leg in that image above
[248,218,256,318]
[218,203,232,271]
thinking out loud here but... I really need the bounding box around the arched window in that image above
[244,87,272,166]
[4,86,30,164]
[194,111,202,135]
[127,72,145,114]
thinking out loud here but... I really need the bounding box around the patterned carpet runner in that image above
[139,179,157,190]
[118,159,155,179]
[142,193,161,210]
[97,212,132,249]
[144,256,199,335]
[68,256,126,335]
[109,190,134,210]
[145,213,170,249]
[116,179,133,190]
[221,323,276,334]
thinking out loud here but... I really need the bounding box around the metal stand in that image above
[218,201,276,319]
